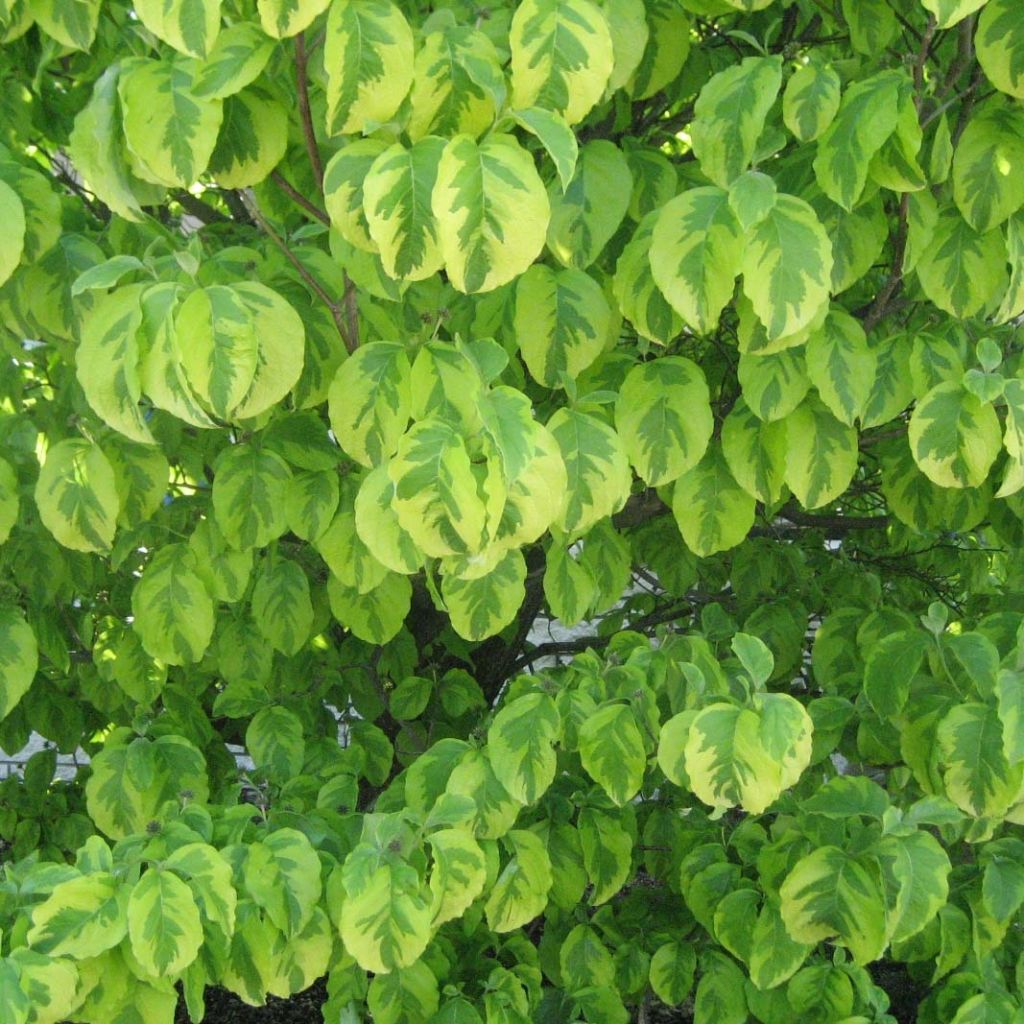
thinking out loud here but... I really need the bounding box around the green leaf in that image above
[997,212,1024,323]
[442,549,526,641]
[27,873,127,959]
[914,209,1008,318]
[318,507,389,595]
[741,194,832,341]
[748,900,813,991]
[511,107,578,192]
[579,703,647,805]
[410,26,503,141]
[285,469,339,543]
[0,606,37,723]
[546,140,631,270]
[257,0,331,37]
[783,62,840,142]
[937,702,1024,818]
[671,447,756,557]
[128,868,203,977]
[908,382,1002,488]
[193,22,274,98]
[863,630,929,719]
[213,444,291,549]
[690,56,782,187]
[433,133,550,293]
[35,439,119,554]
[813,70,904,211]
[133,0,221,58]
[515,265,612,387]
[561,923,616,990]
[487,692,561,804]
[509,0,614,125]
[119,57,223,187]
[427,828,487,926]
[921,0,987,27]
[0,179,24,288]
[783,397,860,510]
[578,806,632,905]
[695,951,747,1024]
[997,669,1024,765]
[977,0,1024,98]
[649,187,744,335]
[484,830,553,932]
[543,540,598,626]
[246,706,306,780]
[324,0,414,135]
[547,407,632,537]
[780,846,887,964]
[328,571,411,644]
[0,458,16,546]
[728,171,777,231]
[952,98,1024,233]
[684,693,812,813]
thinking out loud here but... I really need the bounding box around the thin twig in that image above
[270,171,330,225]
[295,34,324,190]
[239,189,355,353]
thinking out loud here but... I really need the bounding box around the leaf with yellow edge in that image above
[133,0,221,58]
[432,133,549,294]
[672,447,755,557]
[324,0,414,136]
[35,439,119,554]
[509,0,614,126]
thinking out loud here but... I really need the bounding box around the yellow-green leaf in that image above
[35,439,119,554]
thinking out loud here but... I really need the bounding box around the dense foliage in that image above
[2,0,1024,1022]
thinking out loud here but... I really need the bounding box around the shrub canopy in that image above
[2,0,1024,1022]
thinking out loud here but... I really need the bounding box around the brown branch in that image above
[173,190,230,225]
[295,34,324,190]
[270,171,329,225]
[239,189,355,353]
[862,193,910,331]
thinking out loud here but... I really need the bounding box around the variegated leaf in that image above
[133,0,221,58]
[671,447,755,557]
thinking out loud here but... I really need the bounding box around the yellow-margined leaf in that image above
[193,23,274,99]
[33,0,100,49]
[613,211,684,345]
[0,178,24,288]
[441,549,526,641]
[354,465,424,574]
[323,139,390,253]
[690,56,782,187]
[671,447,755,557]
[783,397,860,510]
[433,133,549,294]
[909,382,1002,488]
[485,830,553,932]
[207,89,289,189]
[324,0,413,136]
[615,356,713,486]
[119,57,223,187]
[328,571,411,644]
[510,0,613,125]
[515,265,611,387]
[257,0,331,37]
[212,444,291,550]
[813,70,904,211]
[780,846,887,965]
[133,0,220,58]
[783,62,840,142]
[682,693,812,814]
[128,869,203,977]
[740,193,833,341]
[76,284,153,444]
[27,873,127,960]
[488,691,561,804]
[35,439,119,554]
[721,399,788,505]
[363,138,446,282]
[649,186,744,335]
[244,829,322,938]
[578,703,647,805]
[0,606,37,723]
[805,308,877,426]
[131,543,215,665]
[547,408,631,537]
[409,26,504,140]
[328,341,411,467]
[628,0,690,100]
[977,0,1024,98]
[428,829,487,926]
